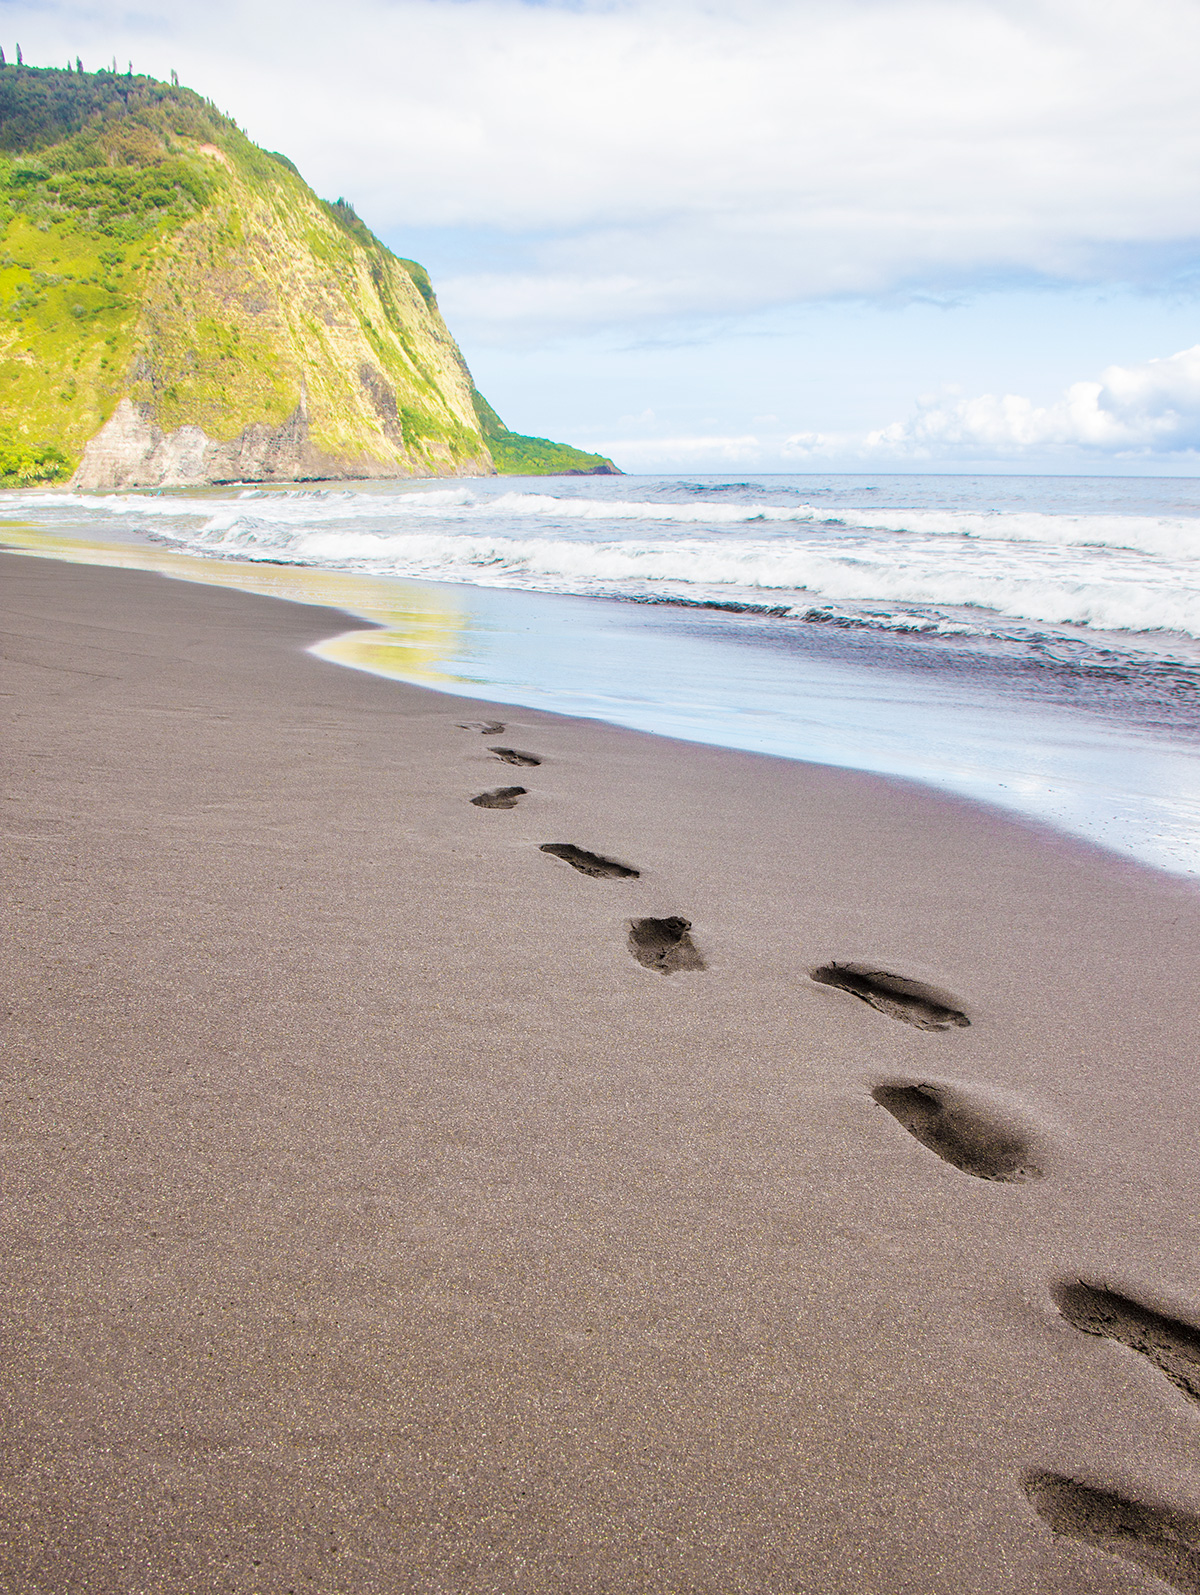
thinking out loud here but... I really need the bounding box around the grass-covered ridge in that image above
[0,66,231,480]
[0,61,615,484]
[470,386,619,476]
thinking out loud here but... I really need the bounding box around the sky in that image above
[7,0,1200,474]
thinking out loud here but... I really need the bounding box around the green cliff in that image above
[0,63,618,487]
[470,387,619,476]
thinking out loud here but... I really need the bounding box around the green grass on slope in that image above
[470,386,619,476]
[0,437,68,484]
[487,432,620,475]
[0,65,229,477]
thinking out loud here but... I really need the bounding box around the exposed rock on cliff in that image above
[75,393,345,490]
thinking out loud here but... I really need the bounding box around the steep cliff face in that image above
[0,64,616,486]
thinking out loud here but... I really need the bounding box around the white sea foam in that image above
[7,477,1200,641]
[847,507,1200,560]
[15,483,1200,549]
[158,522,1200,639]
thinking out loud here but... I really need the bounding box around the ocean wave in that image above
[5,478,1200,641]
[6,482,1200,555]
[3,484,825,527]
[138,518,1200,639]
[847,507,1200,559]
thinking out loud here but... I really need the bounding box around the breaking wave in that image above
[7,475,1200,642]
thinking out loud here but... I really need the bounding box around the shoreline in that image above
[3,523,1200,878]
[5,552,1200,1592]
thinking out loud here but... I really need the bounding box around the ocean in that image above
[5,471,1200,877]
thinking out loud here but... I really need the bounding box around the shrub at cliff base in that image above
[0,437,68,484]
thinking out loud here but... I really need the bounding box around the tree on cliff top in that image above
[0,61,229,154]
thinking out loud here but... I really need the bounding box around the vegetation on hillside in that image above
[0,60,216,152]
[0,66,229,477]
[470,386,619,476]
[0,61,617,483]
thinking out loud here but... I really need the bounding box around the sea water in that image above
[4,472,1200,877]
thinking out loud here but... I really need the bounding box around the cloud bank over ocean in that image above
[593,348,1200,468]
[866,346,1200,458]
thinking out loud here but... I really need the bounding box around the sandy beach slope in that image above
[4,551,1200,1594]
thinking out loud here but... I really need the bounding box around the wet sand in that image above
[4,550,1200,1594]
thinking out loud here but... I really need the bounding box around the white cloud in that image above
[572,343,1200,466]
[781,431,848,460]
[866,344,1200,456]
[8,0,1200,340]
[595,343,1200,467]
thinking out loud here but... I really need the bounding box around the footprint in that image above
[459,720,505,733]
[1053,1283,1200,1406]
[628,916,705,974]
[872,1081,1043,1182]
[811,963,970,1030]
[541,843,639,879]
[1024,1473,1200,1594]
[490,747,542,767]
[471,786,527,809]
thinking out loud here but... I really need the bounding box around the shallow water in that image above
[4,471,1200,878]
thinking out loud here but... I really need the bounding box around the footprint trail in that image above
[629,916,705,974]
[1025,1473,1200,1594]
[490,747,542,767]
[472,786,527,809]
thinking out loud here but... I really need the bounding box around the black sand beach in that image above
[5,551,1200,1593]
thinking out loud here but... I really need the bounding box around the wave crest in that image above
[5,478,1200,641]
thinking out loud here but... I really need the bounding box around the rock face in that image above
[73,391,491,491]
[73,397,316,490]
[0,65,617,485]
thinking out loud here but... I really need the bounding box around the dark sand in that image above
[5,552,1200,1594]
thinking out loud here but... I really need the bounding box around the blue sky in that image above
[8,0,1200,472]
